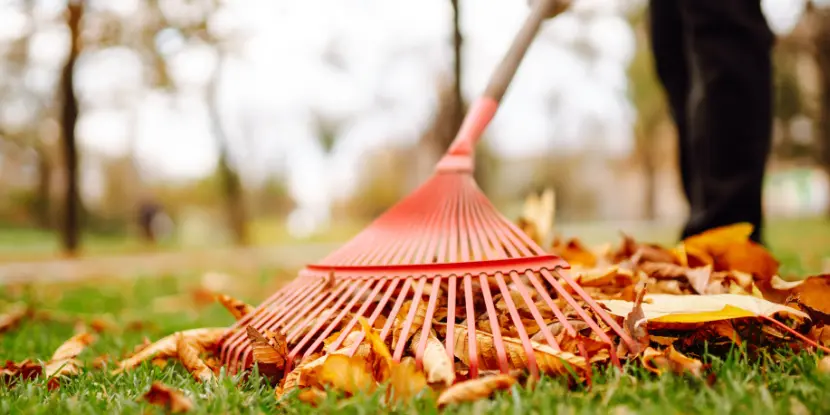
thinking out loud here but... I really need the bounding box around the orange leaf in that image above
[141,382,193,413]
[0,303,29,334]
[552,238,597,268]
[641,345,703,377]
[175,334,215,382]
[297,388,326,406]
[436,374,516,407]
[113,328,226,374]
[216,294,254,321]
[44,332,96,378]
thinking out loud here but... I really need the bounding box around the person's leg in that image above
[648,0,697,238]
[680,0,775,244]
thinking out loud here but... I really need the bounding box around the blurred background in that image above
[0,0,829,266]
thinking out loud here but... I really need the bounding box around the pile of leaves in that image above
[2,190,830,411]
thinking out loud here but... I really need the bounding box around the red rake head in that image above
[218,172,638,378]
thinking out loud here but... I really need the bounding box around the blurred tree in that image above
[810,2,830,216]
[58,0,84,255]
[626,7,666,220]
[417,0,468,182]
[208,53,249,246]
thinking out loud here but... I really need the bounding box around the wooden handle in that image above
[483,0,559,102]
[439,0,560,164]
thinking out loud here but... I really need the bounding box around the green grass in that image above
[1,218,829,414]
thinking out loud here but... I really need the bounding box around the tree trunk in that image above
[207,56,249,246]
[59,0,82,255]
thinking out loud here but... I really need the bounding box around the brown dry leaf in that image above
[809,326,830,346]
[141,382,194,413]
[0,303,29,334]
[113,328,227,374]
[1,359,43,386]
[44,332,96,378]
[391,300,427,349]
[277,353,324,398]
[718,241,779,282]
[452,325,587,377]
[387,356,428,402]
[320,354,376,395]
[175,333,215,382]
[552,238,597,268]
[297,388,327,406]
[620,285,648,356]
[786,275,830,323]
[436,374,516,408]
[216,294,254,321]
[573,266,632,288]
[641,346,703,377]
[411,330,453,387]
[245,326,287,381]
[819,356,830,374]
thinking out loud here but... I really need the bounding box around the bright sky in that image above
[0,0,817,233]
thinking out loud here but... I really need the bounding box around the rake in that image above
[219,0,637,379]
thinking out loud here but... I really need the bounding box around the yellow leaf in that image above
[319,354,376,395]
[436,374,516,408]
[297,388,326,406]
[388,356,427,402]
[598,294,809,325]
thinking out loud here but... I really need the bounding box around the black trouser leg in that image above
[682,0,774,244]
[648,0,696,223]
[650,0,774,244]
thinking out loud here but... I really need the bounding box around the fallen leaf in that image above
[141,382,193,413]
[175,333,215,382]
[641,345,703,377]
[387,356,427,402]
[216,294,254,321]
[436,374,516,408]
[809,325,830,346]
[113,328,226,374]
[620,285,648,356]
[819,356,830,374]
[297,388,326,406]
[245,326,287,382]
[598,294,809,326]
[413,330,454,387]
[44,332,96,378]
[0,303,29,334]
[320,354,376,395]
[1,360,42,386]
[391,300,427,349]
[786,275,830,323]
[452,325,587,377]
[552,238,597,268]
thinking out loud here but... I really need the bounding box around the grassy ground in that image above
[1,218,829,414]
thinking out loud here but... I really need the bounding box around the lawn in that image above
[1,218,829,414]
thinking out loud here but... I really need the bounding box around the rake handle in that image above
[437,0,562,173]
